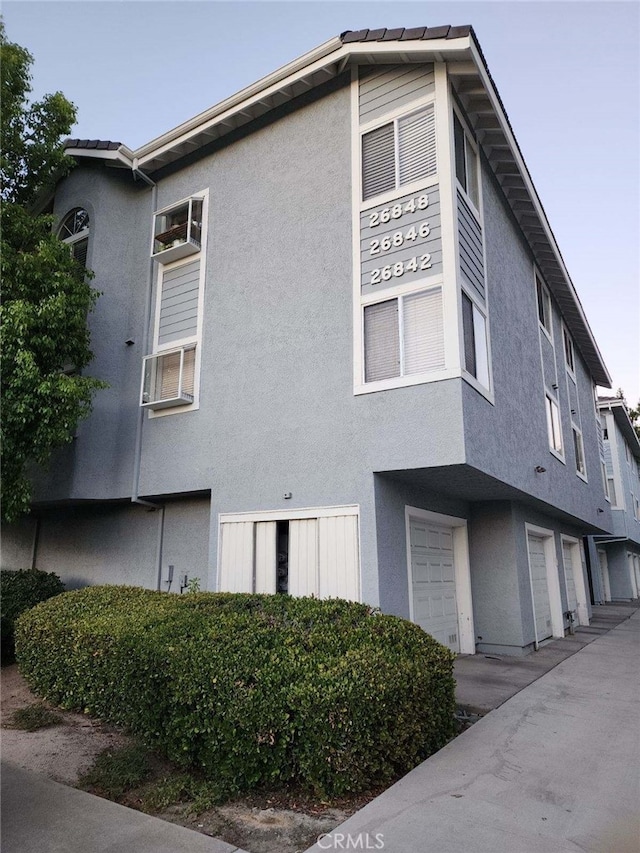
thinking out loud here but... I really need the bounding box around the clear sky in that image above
[4,0,639,402]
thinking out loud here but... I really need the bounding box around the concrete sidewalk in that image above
[305,609,640,853]
[1,762,250,853]
[454,602,640,713]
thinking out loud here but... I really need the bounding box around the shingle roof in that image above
[65,139,122,151]
[340,26,472,43]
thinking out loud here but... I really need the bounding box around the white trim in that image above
[358,91,437,136]
[459,283,493,399]
[351,65,364,393]
[562,323,577,381]
[355,367,459,396]
[560,534,589,627]
[360,274,444,306]
[451,101,481,220]
[597,548,612,602]
[572,422,588,482]
[147,188,208,418]
[359,175,440,213]
[404,506,475,655]
[219,504,359,525]
[525,524,564,644]
[436,62,461,378]
[467,37,610,385]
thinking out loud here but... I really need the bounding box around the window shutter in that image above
[403,288,445,374]
[362,122,396,200]
[364,299,400,382]
[398,106,437,186]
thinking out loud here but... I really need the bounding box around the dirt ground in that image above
[1,665,361,853]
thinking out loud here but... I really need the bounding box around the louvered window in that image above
[364,287,444,383]
[362,105,437,201]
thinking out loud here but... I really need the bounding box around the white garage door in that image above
[562,541,579,624]
[527,533,553,641]
[597,549,611,602]
[410,519,459,652]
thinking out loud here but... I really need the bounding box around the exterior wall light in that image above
[534,466,547,473]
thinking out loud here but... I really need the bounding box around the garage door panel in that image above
[411,519,459,652]
[527,533,553,641]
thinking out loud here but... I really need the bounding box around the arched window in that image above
[59,208,90,267]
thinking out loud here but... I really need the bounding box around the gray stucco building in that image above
[4,26,623,654]
[587,397,640,603]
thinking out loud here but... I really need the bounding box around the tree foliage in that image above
[1,22,105,522]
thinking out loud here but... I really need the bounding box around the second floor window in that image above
[363,286,444,383]
[59,207,89,267]
[453,113,479,210]
[545,393,563,455]
[361,105,437,201]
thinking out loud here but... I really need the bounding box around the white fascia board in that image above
[466,40,611,387]
[134,36,345,165]
[345,37,472,62]
[134,37,473,170]
[64,145,135,168]
[600,400,640,458]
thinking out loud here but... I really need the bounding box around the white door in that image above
[597,549,611,602]
[634,556,640,599]
[627,553,638,599]
[562,541,579,626]
[527,533,553,641]
[410,519,459,652]
[218,509,359,600]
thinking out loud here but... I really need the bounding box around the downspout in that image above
[30,517,41,570]
[129,163,165,591]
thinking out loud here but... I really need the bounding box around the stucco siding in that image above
[462,161,611,531]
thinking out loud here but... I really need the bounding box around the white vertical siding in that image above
[288,519,318,597]
[318,515,360,601]
[254,521,276,594]
[219,521,253,592]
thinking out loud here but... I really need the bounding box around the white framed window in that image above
[461,289,490,389]
[536,274,552,338]
[572,425,587,479]
[361,105,437,202]
[363,285,444,383]
[563,326,575,376]
[453,111,479,211]
[545,393,563,456]
[143,190,207,414]
[59,207,89,267]
[152,197,203,263]
[141,344,195,410]
[602,463,611,501]
[607,476,617,506]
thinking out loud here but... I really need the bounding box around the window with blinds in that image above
[362,105,437,201]
[364,287,444,383]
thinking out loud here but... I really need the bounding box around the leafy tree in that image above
[1,22,105,522]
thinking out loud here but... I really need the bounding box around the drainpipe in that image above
[30,516,41,570]
[129,163,165,590]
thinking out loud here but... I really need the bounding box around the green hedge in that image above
[16,587,456,797]
[1,569,65,664]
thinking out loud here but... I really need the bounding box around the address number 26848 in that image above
[368,194,429,228]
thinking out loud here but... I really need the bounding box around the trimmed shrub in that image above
[1,568,65,664]
[16,587,456,797]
